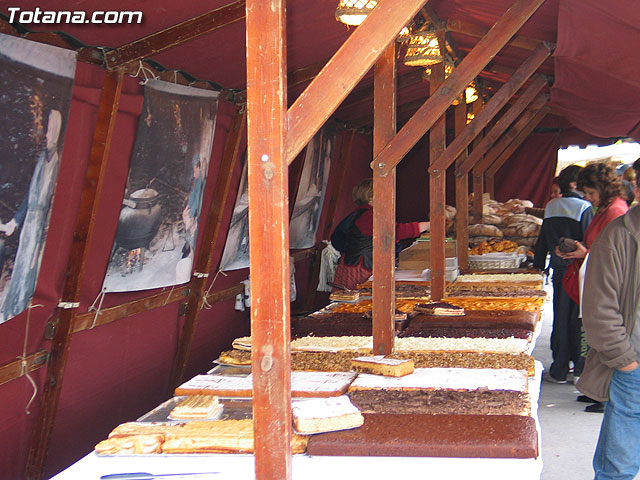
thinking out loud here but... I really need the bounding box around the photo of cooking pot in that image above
[115,188,163,251]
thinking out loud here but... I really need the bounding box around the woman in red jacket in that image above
[332,179,430,290]
[556,163,628,410]
[558,163,628,262]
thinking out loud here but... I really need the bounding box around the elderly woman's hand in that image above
[555,241,588,260]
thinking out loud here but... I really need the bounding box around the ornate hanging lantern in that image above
[335,0,378,26]
[403,25,443,67]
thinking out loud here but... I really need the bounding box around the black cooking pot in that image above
[115,188,162,250]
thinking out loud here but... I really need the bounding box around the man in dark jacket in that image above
[577,159,640,479]
[534,165,594,382]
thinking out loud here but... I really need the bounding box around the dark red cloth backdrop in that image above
[494,132,560,208]
[552,0,640,140]
[0,63,251,479]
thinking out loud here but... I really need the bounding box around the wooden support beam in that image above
[486,106,550,178]
[459,88,548,176]
[453,97,469,270]
[246,1,292,478]
[73,286,190,333]
[421,5,462,63]
[0,350,49,387]
[286,0,428,165]
[372,43,397,356]
[485,171,495,199]
[470,100,485,221]
[302,130,355,312]
[446,17,544,52]
[202,283,245,306]
[374,0,545,177]
[25,69,124,480]
[169,106,247,390]
[428,61,447,301]
[430,44,551,175]
[474,94,549,175]
[105,0,245,69]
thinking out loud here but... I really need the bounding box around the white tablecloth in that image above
[51,361,544,480]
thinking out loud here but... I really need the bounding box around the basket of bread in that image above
[468,240,527,270]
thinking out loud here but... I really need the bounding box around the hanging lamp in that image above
[452,81,480,106]
[335,0,378,26]
[403,24,443,67]
[423,57,455,80]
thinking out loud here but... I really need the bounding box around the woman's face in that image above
[550,184,562,200]
[583,186,601,207]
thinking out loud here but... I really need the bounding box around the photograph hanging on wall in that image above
[102,80,218,292]
[219,151,249,271]
[289,124,336,249]
[0,34,76,324]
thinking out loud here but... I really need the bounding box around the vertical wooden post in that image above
[454,96,469,270]
[429,59,446,300]
[485,173,495,199]
[372,43,396,355]
[26,69,124,480]
[169,105,246,391]
[471,99,485,221]
[246,1,291,479]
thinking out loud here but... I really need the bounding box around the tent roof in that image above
[3,0,639,139]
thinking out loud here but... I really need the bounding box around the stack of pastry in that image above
[329,290,360,302]
[413,301,465,316]
[170,395,223,419]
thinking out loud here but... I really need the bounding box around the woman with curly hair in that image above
[559,163,629,262]
[556,162,628,411]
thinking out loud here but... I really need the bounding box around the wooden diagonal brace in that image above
[446,17,547,52]
[474,95,550,175]
[429,47,549,176]
[486,106,550,178]
[286,0,428,165]
[373,0,546,177]
[459,89,549,176]
[430,43,551,175]
[105,0,246,70]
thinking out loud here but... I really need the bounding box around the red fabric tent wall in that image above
[0,62,251,479]
[551,0,640,140]
[493,132,560,207]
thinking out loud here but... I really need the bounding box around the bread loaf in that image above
[502,222,540,238]
[502,214,542,226]
[468,224,503,237]
[482,213,503,225]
